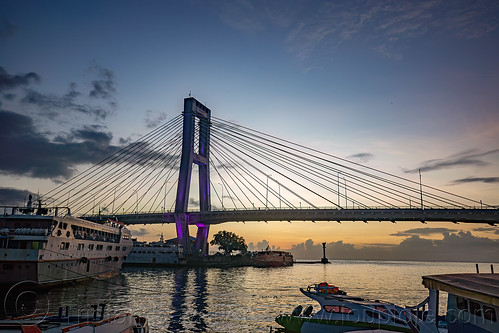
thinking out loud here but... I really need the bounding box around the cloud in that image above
[0,110,120,179]
[473,227,499,235]
[0,66,40,91]
[21,87,114,120]
[348,153,374,163]
[112,141,180,167]
[189,198,200,207]
[256,239,270,251]
[0,19,16,39]
[130,228,150,236]
[216,1,498,61]
[391,227,457,237]
[452,177,499,185]
[144,110,167,129]
[0,187,34,205]
[404,149,499,174]
[89,64,116,100]
[290,231,499,262]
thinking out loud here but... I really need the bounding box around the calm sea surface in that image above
[4,261,493,332]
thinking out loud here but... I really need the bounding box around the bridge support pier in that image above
[174,97,212,256]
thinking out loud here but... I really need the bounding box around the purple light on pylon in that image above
[196,223,206,228]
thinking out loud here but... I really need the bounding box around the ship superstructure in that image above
[0,201,132,286]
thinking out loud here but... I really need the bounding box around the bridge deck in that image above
[99,208,499,225]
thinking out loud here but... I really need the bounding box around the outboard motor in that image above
[303,305,313,316]
[291,305,303,316]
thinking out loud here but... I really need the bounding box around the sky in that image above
[1,0,499,261]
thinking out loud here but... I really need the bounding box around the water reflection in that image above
[1,261,474,332]
[168,268,187,332]
[192,268,208,331]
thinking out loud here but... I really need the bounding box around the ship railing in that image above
[406,296,429,320]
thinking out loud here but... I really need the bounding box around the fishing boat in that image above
[0,199,133,286]
[0,304,148,332]
[275,282,439,332]
[252,250,293,267]
[124,234,185,266]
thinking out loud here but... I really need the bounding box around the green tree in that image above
[210,230,247,255]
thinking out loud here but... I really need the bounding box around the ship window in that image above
[366,310,387,320]
[7,240,19,249]
[57,230,62,236]
[122,247,127,251]
[106,245,112,251]
[115,246,120,251]
[469,301,482,317]
[77,244,84,250]
[96,244,103,250]
[456,297,468,311]
[60,242,69,250]
[31,241,39,250]
[88,244,94,250]
[63,223,68,230]
[19,241,27,249]
[324,305,353,314]
[484,305,497,322]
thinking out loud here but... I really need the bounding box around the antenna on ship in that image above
[160,233,164,243]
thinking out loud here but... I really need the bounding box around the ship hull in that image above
[0,213,132,286]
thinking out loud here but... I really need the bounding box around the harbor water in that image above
[3,260,491,332]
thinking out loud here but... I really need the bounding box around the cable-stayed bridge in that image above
[42,97,499,255]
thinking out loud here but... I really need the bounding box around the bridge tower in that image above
[175,97,211,256]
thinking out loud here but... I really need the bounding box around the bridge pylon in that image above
[174,97,211,256]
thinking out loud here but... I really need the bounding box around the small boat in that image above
[275,282,439,332]
[415,273,499,333]
[0,304,149,332]
[252,250,293,267]
[124,234,186,266]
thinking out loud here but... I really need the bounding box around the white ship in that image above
[0,198,133,286]
[124,234,184,266]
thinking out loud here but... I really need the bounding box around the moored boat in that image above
[0,200,133,286]
[124,234,185,266]
[252,250,293,267]
[413,273,499,333]
[0,304,148,332]
[275,282,439,332]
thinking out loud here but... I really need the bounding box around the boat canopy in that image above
[422,273,499,306]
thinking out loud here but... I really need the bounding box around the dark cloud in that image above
[89,65,116,99]
[130,228,150,236]
[144,110,167,129]
[404,149,499,173]
[348,153,374,163]
[473,227,499,235]
[391,227,458,237]
[452,177,499,185]
[0,187,34,205]
[0,66,40,92]
[0,19,16,39]
[189,198,200,207]
[0,110,119,179]
[290,231,499,262]
[2,93,16,100]
[113,141,179,167]
[21,88,113,120]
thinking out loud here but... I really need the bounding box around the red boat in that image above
[252,250,293,267]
